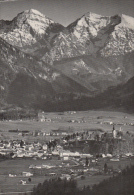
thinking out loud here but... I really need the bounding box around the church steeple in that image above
[112,124,117,138]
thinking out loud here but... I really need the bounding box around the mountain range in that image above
[0,9,134,112]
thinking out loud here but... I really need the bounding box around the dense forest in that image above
[0,109,37,120]
[31,165,134,195]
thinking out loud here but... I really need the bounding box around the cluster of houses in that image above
[98,121,134,126]
[0,124,133,159]
[0,140,47,158]
[61,126,124,143]
[0,126,134,188]
[0,138,91,160]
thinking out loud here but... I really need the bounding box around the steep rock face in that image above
[42,13,121,63]
[41,13,133,93]
[0,9,64,55]
[0,37,90,107]
[100,14,134,56]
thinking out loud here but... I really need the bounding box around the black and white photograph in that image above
[0,0,134,194]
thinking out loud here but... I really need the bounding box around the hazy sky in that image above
[0,0,134,26]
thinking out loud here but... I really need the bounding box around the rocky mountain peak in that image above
[80,12,111,23]
[0,9,64,54]
[11,9,55,34]
[120,14,134,30]
[67,13,121,38]
[26,8,47,16]
[100,14,134,57]
[42,13,121,63]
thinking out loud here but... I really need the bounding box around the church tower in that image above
[112,124,117,138]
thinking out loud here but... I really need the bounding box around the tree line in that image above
[30,165,134,195]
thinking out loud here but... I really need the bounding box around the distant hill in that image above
[33,76,134,113]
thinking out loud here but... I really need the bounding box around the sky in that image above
[0,0,134,26]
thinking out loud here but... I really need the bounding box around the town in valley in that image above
[0,110,134,193]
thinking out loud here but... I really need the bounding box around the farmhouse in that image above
[22,172,33,177]
[9,174,17,177]
[38,111,51,122]
[60,151,80,159]
[51,129,72,136]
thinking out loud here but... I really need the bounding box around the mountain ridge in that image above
[0,9,134,112]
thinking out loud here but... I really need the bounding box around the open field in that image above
[0,157,134,194]
[0,110,134,142]
[0,158,66,193]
